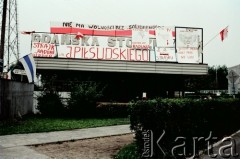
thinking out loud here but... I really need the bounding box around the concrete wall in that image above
[0,79,34,120]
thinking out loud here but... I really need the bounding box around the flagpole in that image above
[203,32,219,48]
[203,26,228,48]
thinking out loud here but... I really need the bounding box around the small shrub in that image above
[37,91,65,117]
[68,82,103,117]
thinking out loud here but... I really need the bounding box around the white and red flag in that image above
[21,31,35,35]
[220,26,228,41]
[75,32,84,39]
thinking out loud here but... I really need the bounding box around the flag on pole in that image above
[19,54,36,83]
[75,32,84,39]
[220,26,228,41]
[21,31,35,35]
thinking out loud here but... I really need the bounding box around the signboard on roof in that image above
[176,27,203,63]
[30,22,203,64]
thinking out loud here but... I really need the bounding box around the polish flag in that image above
[75,32,84,39]
[21,31,35,35]
[220,26,228,41]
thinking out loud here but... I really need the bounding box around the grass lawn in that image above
[0,116,130,136]
[114,142,141,159]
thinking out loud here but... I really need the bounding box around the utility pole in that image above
[0,0,7,116]
[0,0,7,74]
[215,66,218,91]
[232,71,235,95]
[0,0,19,74]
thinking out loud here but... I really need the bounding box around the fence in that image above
[0,79,34,120]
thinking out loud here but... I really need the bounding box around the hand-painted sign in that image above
[32,34,149,61]
[176,27,203,64]
[31,23,203,64]
[155,26,175,47]
[132,29,150,49]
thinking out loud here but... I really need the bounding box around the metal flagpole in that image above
[203,32,219,48]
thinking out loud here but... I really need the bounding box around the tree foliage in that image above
[185,65,228,92]
[68,81,104,117]
[37,91,65,117]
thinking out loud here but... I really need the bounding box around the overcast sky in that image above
[18,0,240,67]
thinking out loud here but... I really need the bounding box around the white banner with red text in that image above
[31,25,203,63]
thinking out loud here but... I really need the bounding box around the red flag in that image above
[21,31,35,35]
[75,32,84,39]
[220,26,228,41]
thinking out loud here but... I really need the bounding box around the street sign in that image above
[226,70,239,84]
[13,69,26,75]
[227,70,239,95]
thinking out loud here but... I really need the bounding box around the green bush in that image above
[37,91,65,117]
[96,102,130,118]
[68,82,103,117]
[130,98,240,158]
[114,142,141,159]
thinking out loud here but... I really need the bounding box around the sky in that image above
[18,0,240,67]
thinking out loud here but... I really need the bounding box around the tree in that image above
[37,91,65,117]
[185,65,228,92]
[68,81,104,117]
[215,65,228,90]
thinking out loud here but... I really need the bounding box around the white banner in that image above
[155,26,175,47]
[32,26,203,64]
[31,33,149,62]
[177,48,200,63]
[154,47,177,62]
[176,28,201,48]
[175,27,202,63]
[50,21,163,30]
[132,29,150,49]
[32,42,58,57]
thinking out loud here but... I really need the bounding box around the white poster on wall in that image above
[176,48,200,63]
[32,34,58,58]
[153,47,177,62]
[176,28,201,48]
[31,33,150,62]
[155,26,175,47]
[132,29,150,49]
[176,27,202,63]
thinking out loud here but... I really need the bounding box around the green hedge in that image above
[96,102,130,118]
[37,92,65,117]
[129,98,240,158]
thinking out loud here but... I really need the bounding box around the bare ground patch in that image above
[30,133,134,159]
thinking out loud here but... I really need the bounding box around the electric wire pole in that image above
[0,0,7,74]
[0,0,19,74]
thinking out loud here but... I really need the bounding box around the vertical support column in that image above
[0,0,8,118]
[0,0,7,73]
